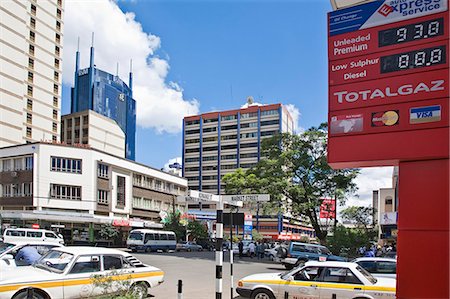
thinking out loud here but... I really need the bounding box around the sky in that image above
[61,0,393,207]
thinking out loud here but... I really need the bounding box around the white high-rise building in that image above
[0,0,64,146]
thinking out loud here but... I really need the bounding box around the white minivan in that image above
[2,228,65,245]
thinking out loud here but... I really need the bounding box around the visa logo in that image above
[410,105,441,124]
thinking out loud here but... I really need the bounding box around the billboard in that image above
[319,199,336,219]
[328,0,449,167]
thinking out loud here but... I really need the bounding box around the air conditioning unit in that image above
[10,171,17,177]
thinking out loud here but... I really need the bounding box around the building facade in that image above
[0,143,188,244]
[182,103,294,194]
[61,110,126,158]
[71,46,136,160]
[0,0,64,146]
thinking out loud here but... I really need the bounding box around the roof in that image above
[52,246,130,256]
[353,257,397,262]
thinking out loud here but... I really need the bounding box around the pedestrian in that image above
[15,246,41,266]
[238,240,244,259]
[256,242,264,260]
[248,242,256,258]
[364,245,374,257]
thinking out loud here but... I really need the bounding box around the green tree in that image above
[223,125,359,245]
[163,211,186,241]
[341,206,375,232]
[251,229,263,242]
[99,224,119,240]
[187,220,208,241]
[327,225,373,258]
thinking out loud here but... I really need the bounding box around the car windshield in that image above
[357,265,377,284]
[128,232,143,241]
[34,250,74,273]
[0,242,14,255]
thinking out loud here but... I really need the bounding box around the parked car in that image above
[0,247,164,299]
[0,241,64,271]
[353,257,397,278]
[237,261,396,299]
[176,241,203,252]
[3,228,64,245]
[265,244,288,261]
[281,242,345,269]
[232,240,252,256]
[196,239,215,251]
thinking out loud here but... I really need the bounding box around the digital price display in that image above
[379,17,444,47]
[380,45,446,73]
[329,40,448,86]
[328,12,448,61]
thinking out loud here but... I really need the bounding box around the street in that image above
[133,251,283,299]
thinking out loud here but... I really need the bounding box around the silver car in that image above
[352,257,397,279]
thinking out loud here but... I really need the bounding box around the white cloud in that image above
[345,167,394,208]
[62,0,199,133]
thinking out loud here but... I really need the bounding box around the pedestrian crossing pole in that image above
[215,199,224,299]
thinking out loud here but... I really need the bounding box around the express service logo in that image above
[371,110,399,127]
[378,3,394,17]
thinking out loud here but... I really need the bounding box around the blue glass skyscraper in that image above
[71,42,136,160]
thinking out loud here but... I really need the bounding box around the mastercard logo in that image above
[371,110,399,127]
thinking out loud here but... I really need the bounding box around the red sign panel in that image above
[329,12,449,61]
[329,40,448,86]
[319,199,336,219]
[329,69,449,111]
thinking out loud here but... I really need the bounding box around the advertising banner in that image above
[329,69,449,111]
[381,212,398,225]
[319,199,336,219]
[328,0,448,37]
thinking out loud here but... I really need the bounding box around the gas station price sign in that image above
[329,12,448,61]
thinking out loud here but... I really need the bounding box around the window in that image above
[202,156,217,161]
[51,157,82,173]
[202,175,217,181]
[240,152,258,159]
[293,267,322,281]
[221,164,236,170]
[202,136,217,143]
[241,112,258,119]
[203,146,218,152]
[54,58,59,69]
[159,234,168,241]
[26,127,32,138]
[54,71,59,82]
[23,182,32,196]
[29,45,34,56]
[50,184,81,200]
[185,129,200,135]
[168,234,175,241]
[58,0,62,7]
[52,122,57,132]
[55,33,60,44]
[221,135,237,141]
[116,176,126,207]
[240,122,257,128]
[185,157,199,163]
[53,110,58,120]
[52,135,57,142]
[261,130,278,137]
[185,148,199,153]
[221,115,237,121]
[2,159,12,171]
[75,117,80,126]
[221,144,237,151]
[28,58,34,69]
[202,165,217,171]
[98,190,108,204]
[29,31,35,42]
[98,164,108,178]
[376,261,397,274]
[186,138,200,144]
[1,184,12,197]
[27,231,42,238]
[103,256,123,270]
[185,119,200,126]
[221,154,237,160]
[203,127,217,133]
[185,167,199,172]
[240,132,258,139]
[27,85,33,97]
[30,17,36,29]
[261,109,278,116]
[25,156,33,170]
[261,119,279,126]
[322,267,362,284]
[53,84,58,94]
[240,163,257,169]
[82,115,88,124]
[53,97,58,107]
[28,72,33,83]
[45,233,56,238]
[31,4,36,16]
[385,198,393,205]
[56,21,61,32]
[240,142,258,149]
[27,99,33,110]
[14,158,22,171]
[69,256,100,274]
[55,46,60,56]
[56,8,62,20]
[144,233,154,243]
[26,113,32,124]
[221,124,237,131]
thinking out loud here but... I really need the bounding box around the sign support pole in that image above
[230,207,234,299]
[215,199,224,299]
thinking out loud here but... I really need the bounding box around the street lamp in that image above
[329,0,375,10]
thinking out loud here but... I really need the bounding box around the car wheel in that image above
[13,289,46,299]
[251,289,275,299]
[187,248,191,252]
[130,282,148,299]
[198,247,203,251]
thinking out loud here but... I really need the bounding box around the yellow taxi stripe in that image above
[0,271,164,293]
[243,279,395,293]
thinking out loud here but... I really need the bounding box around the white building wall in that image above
[0,0,63,147]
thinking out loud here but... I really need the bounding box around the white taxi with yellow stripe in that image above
[237,261,396,299]
[0,247,164,299]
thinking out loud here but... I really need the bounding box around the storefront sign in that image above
[112,219,130,227]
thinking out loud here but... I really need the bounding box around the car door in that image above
[102,254,137,293]
[63,255,102,298]
[319,267,364,299]
[284,266,322,299]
